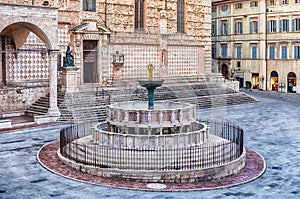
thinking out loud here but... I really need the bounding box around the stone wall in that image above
[0,86,48,113]
[58,0,212,83]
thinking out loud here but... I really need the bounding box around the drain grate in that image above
[146,183,167,190]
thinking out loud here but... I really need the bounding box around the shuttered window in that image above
[252,46,257,59]
[281,46,288,59]
[269,46,275,59]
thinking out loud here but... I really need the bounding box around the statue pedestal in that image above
[60,67,79,93]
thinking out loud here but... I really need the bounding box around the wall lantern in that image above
[112,51,124,68]
[41,48,48,59]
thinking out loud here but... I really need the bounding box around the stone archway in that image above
[270,71,278,91]
[0,3,60,119]
[287,72,296,93]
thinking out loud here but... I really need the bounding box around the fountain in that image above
[57,65,246,183]
[138,64,163,110]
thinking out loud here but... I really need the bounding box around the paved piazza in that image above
[0,90,299,198]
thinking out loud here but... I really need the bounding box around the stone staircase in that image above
[25,75,258,124]
[25,92,66,116]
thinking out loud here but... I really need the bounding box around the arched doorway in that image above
[0,12,59,117]
[221,64,229,80]
[287,72,296,93]
[270,71,278,91]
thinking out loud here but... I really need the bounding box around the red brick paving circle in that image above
[37,140,266,192]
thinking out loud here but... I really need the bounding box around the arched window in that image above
[135,0,145,30]
[287,72,297,93]
[177,0,185,33]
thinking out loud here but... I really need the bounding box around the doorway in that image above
[270,71,278,91]
[221,64,229,80]
[83,40,98,83]
[252,73,259,89]
[287,72,296,93]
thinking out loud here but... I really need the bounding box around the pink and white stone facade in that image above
[5,34,49,83]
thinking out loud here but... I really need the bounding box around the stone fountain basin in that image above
[138,80,164,89]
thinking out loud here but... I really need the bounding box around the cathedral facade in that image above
[0,0,212,114]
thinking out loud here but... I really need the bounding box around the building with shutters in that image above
[212,0,300,93]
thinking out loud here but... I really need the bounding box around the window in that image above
[294,46,300,59]
[269,46,275,59]
[235,3,243,9]
[83,0,96,12]
[279,19,290,32]
[221,44,227,58]
[236,46,242,59]
[250,20,259,33]
[250,1,258,7]
[280,0,289,4]
[221,5,228,11]
[252,45,257,59]
[177,0,185,33]
[268,0,276,6]
[212,22,216,36]
[212,45,216,59]
[212,6,216,12]
[281,46,288,59]
[267,20,277,32]
[234,21,243,34]
[135,0,145,30]
[292,18,300,31]
[220,20,228,35]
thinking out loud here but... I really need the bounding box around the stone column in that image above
[47,51,60,118]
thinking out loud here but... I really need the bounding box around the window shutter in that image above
[255,21,258,33]
[294,46,297,59]
[267,21,270,32]
[274,20,277,32]
[287,19,290,31]
[234,22,237,34]
[282,46,287,59]
[221,24,224,35]
[279,20,283,32]
[270,46,275,59]
[250,21,253,33]
[240,22,243,34]
[292,19,295,31]
[237,46,241,59]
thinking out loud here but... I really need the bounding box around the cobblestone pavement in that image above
[0,90,299,199]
